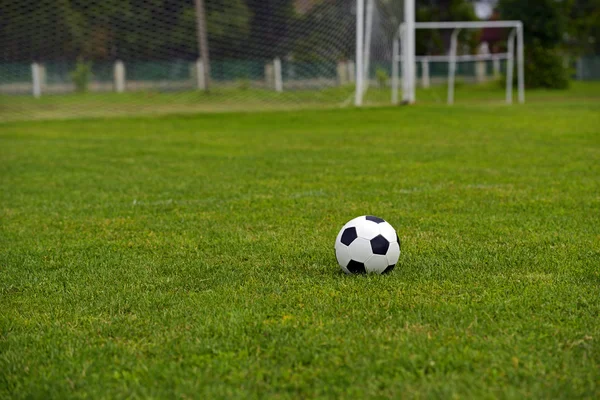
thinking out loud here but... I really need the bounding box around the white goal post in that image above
[392,20,525,105]
[355,0,415,106]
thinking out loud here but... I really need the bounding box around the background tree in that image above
[498,0,570,88]
[417,0,479,55]
[1,0,528,66]
[0,0,252,63]
[565,0,600,55]
[245,0,297,60]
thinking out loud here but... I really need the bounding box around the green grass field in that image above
[3,81,600,122]
[1,84,600,398]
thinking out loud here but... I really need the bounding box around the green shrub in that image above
[70,59,92,93]
[500,46,570,90]
[525,46,570,89]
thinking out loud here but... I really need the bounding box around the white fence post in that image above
[114,60,126,93]
[493,57,501,79]
[355,0,364,106]
[475,61,486,82]
[476,42,489,83]
[506,29,516,104]
[196,59,206,90]
[421,58,430,88]
[32,63,42,98]
[391,35,399,104]
[447,28,460,105]
[337,61,348,85]
[363,0,374,90]
[274,57,283,92]
[347,61,355,83]
[516,24,525,104]
[402,0,416,103]
[265,62,274,89]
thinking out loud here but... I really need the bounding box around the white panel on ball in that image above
[365,254,389,274]
[386,242,401,266]
[378,222,397,243]
[348,237,372,263]
[335,245,351,274]
[355,220,380,240]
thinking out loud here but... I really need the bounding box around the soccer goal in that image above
[390,20,525,105]
[354,1,526,106]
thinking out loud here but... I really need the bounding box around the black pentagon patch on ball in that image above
[366,215,386,224]
[370,235,390,255]
[347,260,366,274]
[382,264,395,274]
[340,227,358,246]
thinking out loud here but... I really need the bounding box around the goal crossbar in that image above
[399,54,511,62]
[413,21,522,30]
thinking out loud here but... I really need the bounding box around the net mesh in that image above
[0,0,403,121]
[0,0,510,121]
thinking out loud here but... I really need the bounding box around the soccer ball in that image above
[334,216,401,274]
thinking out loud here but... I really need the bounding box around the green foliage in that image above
[414,0,479,55]
[499,0,570,89]
[245,0,297,59]
[525,46,570,89]
[375,67,389,88]
[206,0,252,54]
[500,47,570,90]
[69,59,92,93]
[565,0,600,55]
[0,0,253,62]
[1,95,600,398]
[499,0,567,48]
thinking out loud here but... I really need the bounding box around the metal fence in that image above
[1,56,597,97]
[576,56,600,81]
